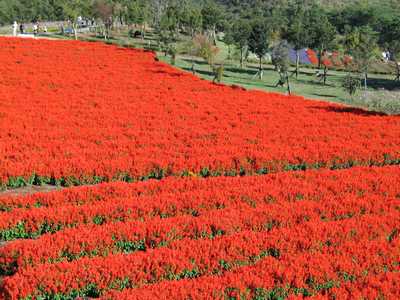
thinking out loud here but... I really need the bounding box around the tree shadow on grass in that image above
[227,78,278,89]
[182,58,209,66]
[181,67,214,77]
[312,93,337,98]
[366,78,400,91]
[151,69,184,77]
[224,66,258,76]
[310,105,388,117]
[295,79,336,88]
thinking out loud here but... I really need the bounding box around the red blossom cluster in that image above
[306,49,319,65]
[1,166,400,299]
[0,38,400,186]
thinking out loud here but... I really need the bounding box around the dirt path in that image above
[0,184,62,197]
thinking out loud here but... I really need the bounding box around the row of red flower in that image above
[105,240,399,300]
[2,213,398,299]
[2,191,396,272]
[1,166,399,238]
[2,165,399,211]
[1,37,400,186]
[1,166,399,298]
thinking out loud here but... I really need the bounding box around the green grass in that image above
[156,39,400,114]
[160,53,400,108]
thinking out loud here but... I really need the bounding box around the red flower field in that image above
[1,166,400,299]
[0,38,400,187]
[0,37,399,299]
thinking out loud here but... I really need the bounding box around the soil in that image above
[0,184,62,197]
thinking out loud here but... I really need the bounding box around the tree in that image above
[126,0,150,38]
[272,40,292,95]
[112,1,125,27]
[344,25,379,90]
[380,16,400,81]
[248,19,269,79]
[182,6,202,37]
[62,0,90,40]
[308,6,337,69]
[92,0,113,40]
[342,73,361,97]
[231,18,251,69]
[192,33,219,69]
[284,5,310,79]
[158,5,179,57]
[391,45,400,82]
[223,23,235,60]
[149,0,169,28]
[319,52,332,85]
[201,0,223,45]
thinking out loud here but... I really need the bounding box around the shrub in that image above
[192,34,220,68]
[342,74,361,96]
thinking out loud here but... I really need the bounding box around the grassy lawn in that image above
[159,53,400,110]
[161,54,349,102]
[123,31,400,114]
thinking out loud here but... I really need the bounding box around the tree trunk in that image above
[295,50,300,79]
[396,62,400,81]
[323,66,328,85]
[364,72,368,90]
[259,57,263,80]
[191,59,195,74]
[286,73,291,95]
[240,48,244,69]
[318,49,322,70]
[72,23,78,40]
[212,25,217,46]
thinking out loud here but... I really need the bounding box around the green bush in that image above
[342,74,361,96]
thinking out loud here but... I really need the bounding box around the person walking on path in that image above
[12,21,18,36]
[19,23,24,34]
[33,23,38,36]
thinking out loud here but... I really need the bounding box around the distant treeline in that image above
[1,0,400,33]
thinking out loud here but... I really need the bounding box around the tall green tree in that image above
[284,4,310,79]
[181,6,202,37]
[380,16,400,81]
[201,0,223,45]
[248,19,269,79]
[158,4,179,57]
[308,5,337,69]
[272,40,292,95]
[344,25,379,90]
[92,0,113,40]
[126,0,150,37]
[231,18,251,69]
[223,22,235,60]
[62,0,91,40]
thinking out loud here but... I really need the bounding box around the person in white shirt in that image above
[12,21,18,36]
[33,23,38,36]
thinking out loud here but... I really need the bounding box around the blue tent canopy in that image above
[289,48,312,65]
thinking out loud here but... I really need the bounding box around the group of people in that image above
[12,21,47,36]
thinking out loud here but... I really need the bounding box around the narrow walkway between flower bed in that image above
[0,185,62,197]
